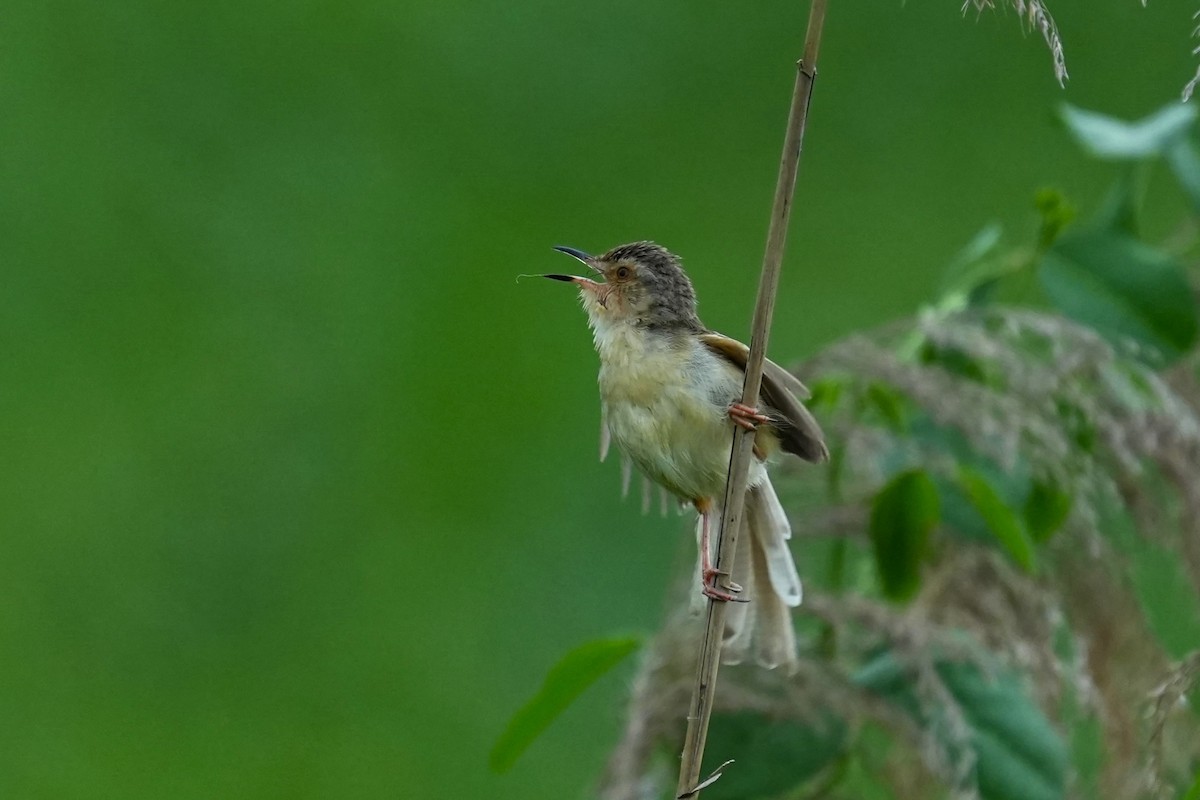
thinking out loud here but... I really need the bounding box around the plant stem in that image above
[674,1,829,797]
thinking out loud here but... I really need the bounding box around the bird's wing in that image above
[699,331,829,463]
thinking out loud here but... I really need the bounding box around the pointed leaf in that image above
[936,476,993,542]
[1129,545,1200,660]
[856,654,1068,800]
[941,222,1004,291]
[1061,103,1197,159]
[869,470,939,602]
[958,466,1036,571]
[1039,231,1198,365]
[940,664,1067,795]
[937,223,1011,310]
[1091,168,1141,236]
[489,636,641,773]
[1023,481,1072,543]
[866,383,907,432]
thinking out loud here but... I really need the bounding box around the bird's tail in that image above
[695,477,801,670]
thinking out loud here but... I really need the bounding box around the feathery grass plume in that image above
[1144,651,1200,799]
[820,308,1200,576]
[1185,9,1200,101]
[596,305,1200,800]
[963,0,1068,85]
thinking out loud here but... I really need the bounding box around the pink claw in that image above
[728,402,771,431]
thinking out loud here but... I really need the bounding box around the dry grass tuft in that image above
[963,0,1068,85]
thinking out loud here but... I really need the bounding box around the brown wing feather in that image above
[699,332,829,463]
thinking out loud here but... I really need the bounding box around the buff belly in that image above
[596,326,766,502]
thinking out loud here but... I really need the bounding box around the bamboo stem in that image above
[674,1,829,796]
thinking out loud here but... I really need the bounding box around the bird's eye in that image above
[616,266,631,280]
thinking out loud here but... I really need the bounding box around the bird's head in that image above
[545,241,701,331]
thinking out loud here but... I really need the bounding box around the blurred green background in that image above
[0,1,1193,797]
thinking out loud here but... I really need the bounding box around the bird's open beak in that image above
[546,246,603,294]
[553,245,593,263]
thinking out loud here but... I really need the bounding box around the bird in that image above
[542,241,828,668]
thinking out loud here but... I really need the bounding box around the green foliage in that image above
[1039,231,1197,364]
[869,470,940,602]
[1022,481,1072,544]
[856,654,1068,800]
[835,754,900,800]
[700,712,847,799]
[957,466,1036,572]
[938,222,1011,310]
[1128,545,1200,661]
[865,383,909,432]
[489,636,640,774]
[1184,770,1200,800]
[1068,715,1104,799]
[1092,167,1143,236]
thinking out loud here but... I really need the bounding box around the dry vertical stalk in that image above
[674,1,830,797]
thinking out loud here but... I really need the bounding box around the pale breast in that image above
[594,324,747,501]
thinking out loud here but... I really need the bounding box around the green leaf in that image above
[936,476,993,542]
[1068,715,1103,800]
[958,467,1036,571]
[1034,188,1076,250]
[1183,768,1200,800]
[856,654,1068,800]
[1091,168,1141,236]
[1060,103,1197,160]
[807,376,845,411]
[701,712,847,799]
[1129,545,1200,660]
[869,469,939,602]
[489,636,640,773]
[853,649,909,695]
[1093,494,1200,660]
[938,223,1010,309]
[865,382,907,432]
[941,665,1067,797]
[920,341,987,382]
[1055,398,1096,453]
[1023,481,1072,543]
[836,754,900,800]
[942,222,1004,287]
[1039,231,1198,365]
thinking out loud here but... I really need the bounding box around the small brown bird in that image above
[544,241,827,668]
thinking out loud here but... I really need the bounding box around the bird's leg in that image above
[728,402,771,431]
[696,498,745,603]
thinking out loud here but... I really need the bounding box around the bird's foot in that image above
[701,569,746,603]
[728,402,771,431]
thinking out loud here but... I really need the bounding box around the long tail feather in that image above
[747,533,797,669]
[694,478,802,670]
[747,481,802,607]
